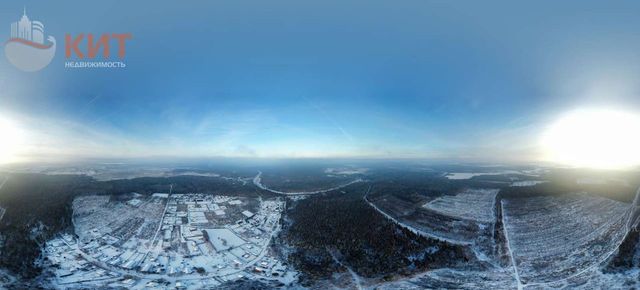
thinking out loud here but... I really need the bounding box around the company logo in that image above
[64,32,132,69]
[4,8,56,72]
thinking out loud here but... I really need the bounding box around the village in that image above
[43,193,297,289]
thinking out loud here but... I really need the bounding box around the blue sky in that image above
[2,0,640,163]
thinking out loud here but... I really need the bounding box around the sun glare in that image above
[0,118,24,164]
[541,108,640,169]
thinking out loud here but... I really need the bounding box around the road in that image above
[328,248,363,290]
[141,185,172,262]
[0,176,8,221]
[0,175,8,191]
[363,186,472,246]
[59,195,284,286]
[500,200,523,290]
[253,171,362,196]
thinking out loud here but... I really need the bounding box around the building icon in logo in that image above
[5,8,56,72]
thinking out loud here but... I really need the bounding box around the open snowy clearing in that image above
[502,193,629,285]
[423,189,499,223]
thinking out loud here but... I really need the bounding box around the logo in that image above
[64,32,132,69]
[4,8,56,72]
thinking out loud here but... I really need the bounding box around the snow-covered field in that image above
[510,180,546,187]
[423,189,499,223]
[253,171,362,195]
[445,173,492,180]
[370,188,500,262]
[444,168,547,180]
[407,188,498,247]
[501,193,629,285]
[369,187,640,289]
[324,167,368,175]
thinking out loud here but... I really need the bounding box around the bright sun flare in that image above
[0,118,23,164]
[541,109,640,169]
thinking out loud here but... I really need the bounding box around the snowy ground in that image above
[445,171,523,180]
[369,186,640,289]
[445,173,493,180]
[510,180,546,187]
[501,193,629,285]
[423,189,499,223]
[253,171,362,195]
[44,193,298,289]
[376,267,518,289]
[368,188,499,265]
[324,167,368,175]
[444,168,546,180]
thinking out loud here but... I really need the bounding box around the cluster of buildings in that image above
[44,193,297,289]
[44,234,122,286]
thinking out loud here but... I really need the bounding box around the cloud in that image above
[1,111,149,163]
[303,97,355,143]
[233,145,257,157]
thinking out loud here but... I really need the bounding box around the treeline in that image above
[259,171,352,193]
[282,183,473,285]
[102,175,260,196]
[605,229,639,272]
[498,181,576,199]
[368,176,462,202]
[498,179,637,202]
[0,173,264,281]
[0,174,93,278]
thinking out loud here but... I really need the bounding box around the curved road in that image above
[363,186,471,246]
[253,171,362,196]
